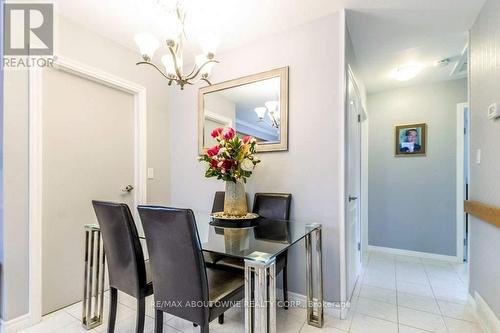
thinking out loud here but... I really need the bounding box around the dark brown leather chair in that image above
[211,191,225,213]
[204,192,226,266]
[253,193,292,307]
[215,193,292,308]
[137,206,245,333]
[92,201,153,333]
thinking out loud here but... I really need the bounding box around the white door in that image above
[346,68,362,300]
[41,68,136,314]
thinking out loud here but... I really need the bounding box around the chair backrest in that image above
[212,191,225,213]
[137,206,209,324]
[253,193,292,220]
[92,201,146,297]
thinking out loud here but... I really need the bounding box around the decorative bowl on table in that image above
[209,212,260,228]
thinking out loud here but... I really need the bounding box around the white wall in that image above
[204,94,235,147]
[2,15,170,321]
[367,79,467,256]
[167,14,345,301]
[469,0,500,317]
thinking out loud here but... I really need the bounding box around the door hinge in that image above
[357,242,361,251]
[357,114,361,122]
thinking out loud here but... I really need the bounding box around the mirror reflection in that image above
[203,77,281,147]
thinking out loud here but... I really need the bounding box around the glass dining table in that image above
[84,212,324,333]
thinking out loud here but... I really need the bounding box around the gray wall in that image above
[167,14,344,301]
[367,79,467,256]
[469,0,500,317]
[2,16,171,321]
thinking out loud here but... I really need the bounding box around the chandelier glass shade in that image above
[134,2,219,90]
[254,100,280,129]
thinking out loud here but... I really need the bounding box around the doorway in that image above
[345,66,362,301]
[29,58,147,321]
[41,68,137,314]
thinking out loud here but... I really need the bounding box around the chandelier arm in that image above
[269,112,279,128]
[186,63,197,78]
[186,59,219,80]
[201,77,212,85]
[136,61,172,81]
[168,46,184,79]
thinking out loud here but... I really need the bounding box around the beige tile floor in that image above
[19,252,482,333]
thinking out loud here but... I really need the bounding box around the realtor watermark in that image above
[2,3,54,69]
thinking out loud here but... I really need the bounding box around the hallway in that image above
[350,251,479,332]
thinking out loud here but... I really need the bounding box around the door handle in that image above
[348,196,358,202]
[122,185,134,192]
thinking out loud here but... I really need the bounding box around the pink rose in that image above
[207,145,220,156]
[243,135,252,143]
[223,127,235,140]
[211,127,223,138]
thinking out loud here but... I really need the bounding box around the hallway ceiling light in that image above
[134,1,219,90]
[392,63,424,81]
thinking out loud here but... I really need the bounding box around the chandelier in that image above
[133,1,219,89]
[254,101,280,129]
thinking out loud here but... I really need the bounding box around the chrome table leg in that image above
[305,224,324,328]
[245,255,277,333]
[82,224,105,330]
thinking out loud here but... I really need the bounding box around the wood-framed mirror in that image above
[198,67,289,154]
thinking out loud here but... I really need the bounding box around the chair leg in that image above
[218,313,224,324]
[200,324,209,333]
[136,297,145,333]
[155,310,163,333]
[283,262,289,310]
[108,288,118,333]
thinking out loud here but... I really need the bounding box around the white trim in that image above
[29,66,43,327]
[1,313,34,333]
[28,55,148,326]
[368,245,462,263]
[338,9,347,319]
[204,110,233,127]
[456,102,468,262]
[473,291,500,333]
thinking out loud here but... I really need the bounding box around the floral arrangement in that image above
[199,127,260,182]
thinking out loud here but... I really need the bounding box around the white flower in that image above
[241,158,254,171]
[218,148,227,155]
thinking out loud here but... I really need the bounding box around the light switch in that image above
[147,168,154,179]
[476,149,481,165]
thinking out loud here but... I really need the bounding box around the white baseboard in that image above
[1,313,36,333]
[368,245,461,263]
[472,291,500,333]
[277,289,350,319]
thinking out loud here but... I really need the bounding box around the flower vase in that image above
[224,180,248,216]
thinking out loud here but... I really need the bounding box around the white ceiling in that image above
[347,1,486,93]
[50,0,486,92]
[217,77,280,106]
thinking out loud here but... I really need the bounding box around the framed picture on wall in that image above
[395,123,427,156]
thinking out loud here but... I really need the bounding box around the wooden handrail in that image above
[464,200,500,228]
